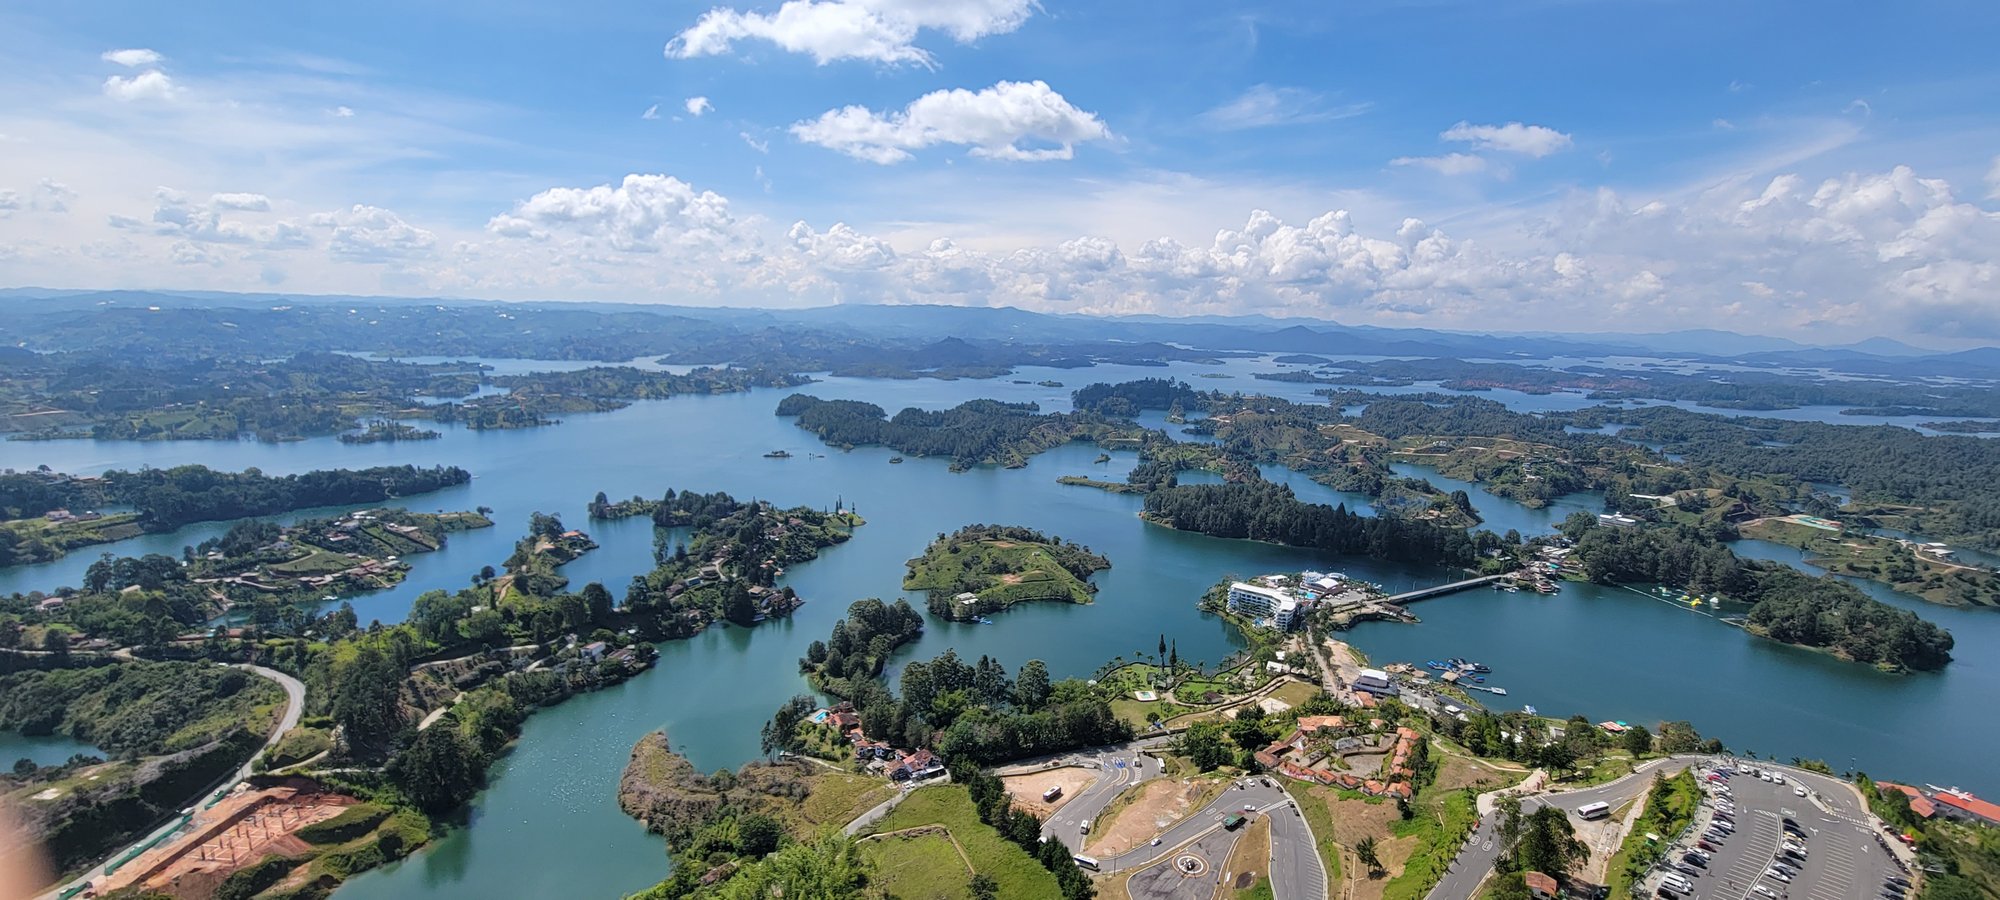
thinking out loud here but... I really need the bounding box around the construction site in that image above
[94,780,358,899]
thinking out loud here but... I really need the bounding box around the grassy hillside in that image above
[862,784,1061,900]
[904,524,1110,620]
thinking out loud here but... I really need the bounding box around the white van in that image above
[1079,819,1092,834]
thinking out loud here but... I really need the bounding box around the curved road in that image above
[1427,756,1696,900]
[1099,779,1328,900]
[37,663,305,900]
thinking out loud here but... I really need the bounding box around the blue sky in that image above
[2,0,1998,341]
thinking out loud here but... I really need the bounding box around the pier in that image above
[1384,575,1506,604]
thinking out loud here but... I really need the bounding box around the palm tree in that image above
[1356,836,1382,877]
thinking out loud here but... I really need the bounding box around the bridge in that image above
[1384,575,1506,604]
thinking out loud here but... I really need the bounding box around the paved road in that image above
[36,663,305,900]
[1649,762,1904,900]
[1124,827,1246,900]
[1427,756,1695,900]
[1043,748,1163,852]
[1267,787,1331,900]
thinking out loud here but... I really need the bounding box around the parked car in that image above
[1765,869,1792,884]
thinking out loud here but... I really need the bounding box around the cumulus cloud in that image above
[1440,121,1572,157]
[101,48,163,67]
[103,70,178,102]
[486,173,744,252]
[791,80,1111,163]
[685,96,713,117]
[309,204,435,261]
[211,192,272,212]
[110,188,300,247]
[1391,153,1488,176]
[665,0,1034,66]
[1199,85,1370,130]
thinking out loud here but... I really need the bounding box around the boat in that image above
[1522,705,1538,716]
[763,449,792,458]
[1708,596,1721,607]
[974,616,994,625]
[1505,586,1521,593]
[1469,662,1491,673]
[1426,661,1449,670]
[889,457,904,464]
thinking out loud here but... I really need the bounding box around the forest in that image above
[1606,406,2000,547]
[1560,514,1956,671]
[1141,480,1515,570]
[777,393,1146,470]
[797,597,927,697]
[611,490,859,634]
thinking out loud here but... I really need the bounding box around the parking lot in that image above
[1646,763,1909,900]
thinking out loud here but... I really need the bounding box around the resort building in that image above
[1227,581,1303,631]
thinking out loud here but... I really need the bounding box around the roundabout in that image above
[1173,852,1207,877]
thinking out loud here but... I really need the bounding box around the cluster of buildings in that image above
[1876,782,2000,828]
[1225,571,1366,631]
[1254,715,1425,800]
[819,702,947,783]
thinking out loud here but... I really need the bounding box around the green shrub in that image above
[296,803,390,845]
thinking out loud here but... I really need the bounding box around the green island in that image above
[902,524,1110,620]
[0,463,472,566]
[776,394,1147,472]
[338,420,441,444]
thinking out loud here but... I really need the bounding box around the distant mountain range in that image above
[0,287,1989,378]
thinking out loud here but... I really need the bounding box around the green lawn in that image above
[798,773,896,831]
[903,533,1105,615]
[862,831,975,899]
[869,785,1060,899]
[268,547,361,575]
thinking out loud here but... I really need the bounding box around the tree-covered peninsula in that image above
[775,393,1146,471]
[0,463,472,566]
[903,524,1110,620]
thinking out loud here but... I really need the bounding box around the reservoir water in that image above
[0,731,103,770]
[2,357,1996,898]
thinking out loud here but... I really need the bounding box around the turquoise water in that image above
[0,731,102,769]
[0,359,1995,898]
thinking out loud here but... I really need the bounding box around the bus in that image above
[1224,815,1248,830]
[1577,802,1612,821]
[1073,855,1100,871]
[1043,786,1063,802]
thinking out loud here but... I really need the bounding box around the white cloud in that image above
[685,96,713,117]
[1845,98,1873,116]
[101,48,163,68]
[1440,120,1572,157]
[1199,85,1370,130]
[485,173,744,252]
[641,103,661,120]
[791,80,1111,164]
[210,192,272,212]
[103,70,179,102]
[1390,153,1489,176]
[1987,155,2000,200]
[309,204,435,261]
[110,187,298,247]
[665,0,1035,66]
[741,132,770,153]
[1712,118,1735,130]
[331,105,355,118]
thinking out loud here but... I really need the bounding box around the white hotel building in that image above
[1226,581,1303,631]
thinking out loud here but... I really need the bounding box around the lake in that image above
[0,731,102,770]
[3,357,1996,899]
